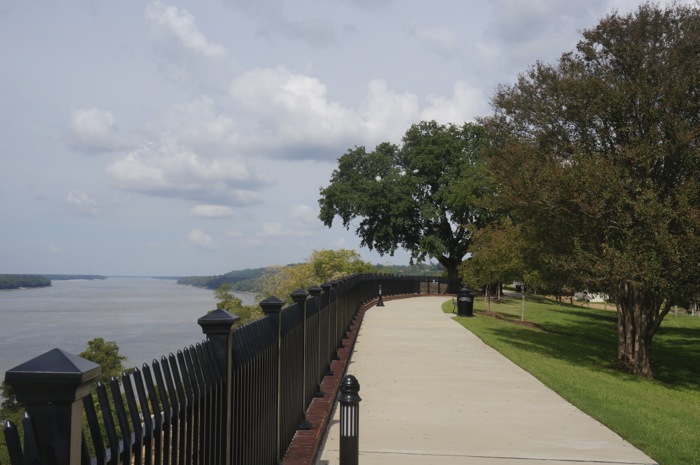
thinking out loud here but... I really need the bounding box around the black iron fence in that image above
[2,273,451,465]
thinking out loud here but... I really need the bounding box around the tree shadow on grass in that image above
[473,309,700,390]
[650,325,700,389]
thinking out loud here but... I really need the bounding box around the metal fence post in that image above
[5,348,101,465]
[198,308,240,465]
[260,296,285,465]
[339,375,362,465]
[291,289,311,430]
[308,285,325,398]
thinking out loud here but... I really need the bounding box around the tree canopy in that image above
[319,121,494,288]
[483,2,700,377]
[260,249,375,303]
[79,338,128,383]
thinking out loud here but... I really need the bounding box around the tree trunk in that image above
[439,258,462,293]
[615,281,671,379]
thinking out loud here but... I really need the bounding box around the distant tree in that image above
[460,218,524,304]
[214,282,263,326]
[483,3,700,377]
[319,121,495,291]
[79,338,128,383]
[260,249,375,303]
[0,381,20,415]
[0,274,51,290]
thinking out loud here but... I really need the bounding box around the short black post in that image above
[339,375,362,465]
[376,283,385,307]
[5,348,101,465]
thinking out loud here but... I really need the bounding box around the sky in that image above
[0,0,687,277]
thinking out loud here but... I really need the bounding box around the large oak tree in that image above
[319,121,494,290]
[484,3,700,378]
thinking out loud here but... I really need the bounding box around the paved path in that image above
[314,296,657,465]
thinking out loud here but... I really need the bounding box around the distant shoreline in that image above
[0,274,107,290]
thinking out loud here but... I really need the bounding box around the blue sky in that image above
[0,0,685,276]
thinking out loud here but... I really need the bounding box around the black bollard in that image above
[376,284,384,307]
[339,375,362,465]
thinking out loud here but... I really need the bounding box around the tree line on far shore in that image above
[0,275,51,290]
[0,274,106,290]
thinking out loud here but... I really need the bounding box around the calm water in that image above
[0,278,255,379]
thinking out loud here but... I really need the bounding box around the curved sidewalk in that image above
[314,296,656,465]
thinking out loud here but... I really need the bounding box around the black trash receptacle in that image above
[457,287,475,317]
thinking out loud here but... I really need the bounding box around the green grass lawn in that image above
[442,295,700,465]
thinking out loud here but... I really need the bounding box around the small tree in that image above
[215,282,263,326]
[484,3,700,377]
[460,219,524,311]
[260,249,375,303]
[79,338,128,383]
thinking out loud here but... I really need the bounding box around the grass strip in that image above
[442,295,700,465]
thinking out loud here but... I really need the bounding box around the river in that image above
[0,277,256,381]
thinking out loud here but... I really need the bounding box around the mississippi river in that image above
[0,277,254,380]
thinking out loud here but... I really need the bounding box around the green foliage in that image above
[374,262,444,276]
[178,267,266,291]
[459,218,524,291]
[0,381,20,416]
[260,249,375,304]
[0,274,51,290]
[483,3,700,376]
[447,296,700,465]
[319,121,495,284]
[79,338,128,383]
[214,282,263,326]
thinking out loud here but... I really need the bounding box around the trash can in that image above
[457,287,475,317]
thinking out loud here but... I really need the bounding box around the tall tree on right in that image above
[484,3,700,378]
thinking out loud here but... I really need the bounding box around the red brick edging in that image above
[280,297,374,465]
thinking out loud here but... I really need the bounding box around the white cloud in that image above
[107,139,262,205]
[66,108,129,153]
[290,204,318,224]
[358,79,420,143]
[49,245,63,254]
[164,96,241,154]
[229,68,423,158]
[410,23,459,56]
[421,81,489,124]
[187,228,214,248]
[330,237,350,249]
[146,1,226,58]
[260,221,312,238]
[66,190,103,216]
[191,204,235,218]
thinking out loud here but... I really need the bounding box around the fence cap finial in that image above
[290,289,309,303]
[198,308,240,334]
[5,348,101,403]
[307,285,323,296]
[259,296,285,314]
[339,374,361,403]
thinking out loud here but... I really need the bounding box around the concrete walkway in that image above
[314,296,657,465]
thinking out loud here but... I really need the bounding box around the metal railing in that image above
[2,273,451,465]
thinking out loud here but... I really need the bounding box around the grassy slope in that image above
[442,295,700,465]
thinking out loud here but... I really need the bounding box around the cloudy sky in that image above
[0,0,685,276]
